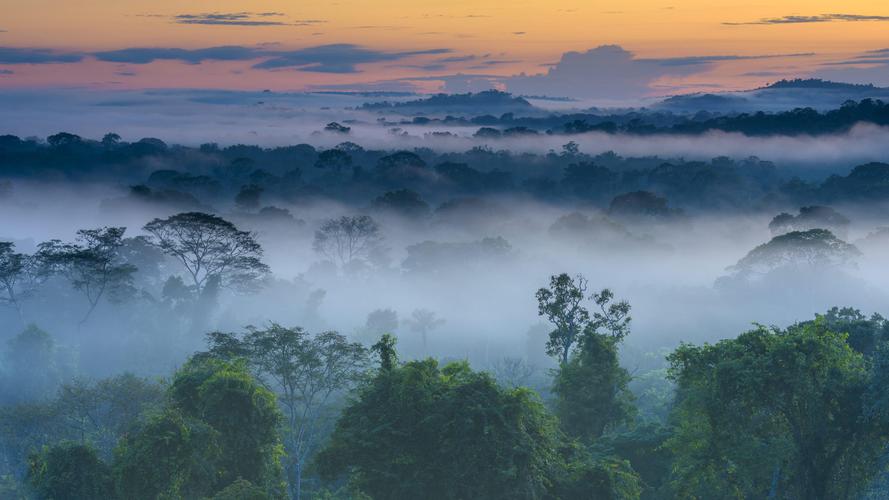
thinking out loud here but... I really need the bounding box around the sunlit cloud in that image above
[725,13,889,26]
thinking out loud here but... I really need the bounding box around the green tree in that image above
[666,321,889,499]
[206,325,368,500]
[316,338,562,500]
[28,442,112,500]
[536,273,590,364]
[169,357,285,494]
[113,408,220,500]
[553,332,635,442]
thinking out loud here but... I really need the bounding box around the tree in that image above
[608,191,677,218]
[143,212,269,295]
[113,407,220,500]
[236,184,264,211]
[206,325,368,500]
[312,215,383,270]
[371,189,431,218]
[316,339,562,499]
[101,133,121,148]
[0,242,41,324]
[324,122,350,134]
[38,227,137,325]
[553,330,635,442]
[490,356,536,388]
[314,149,352,173]
[768,206,851,238]
[666,321,889,499]
[725,229,860,282]
[54,374,164,453]
[168,358,284,494]
[403,308,445,354]
[28,442,112,500]
[536,273,589,364]
[2,325,63,403]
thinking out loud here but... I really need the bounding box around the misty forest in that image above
[5,78,889,500]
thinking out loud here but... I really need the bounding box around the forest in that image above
[2,103,889,498]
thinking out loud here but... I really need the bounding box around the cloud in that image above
[93,46,264,64]
[164,11,324,27]
[252,44,451,73]
[0,47,83,64]
[725,13,889,25]
[814,49,889,86]
[502,45,813,100]
[0,69,13,75]
[438,55,477,63]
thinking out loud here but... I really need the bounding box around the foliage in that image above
[536,273,589,364]
[113,407,220,499]
[28,442,112,500]
[205,325,368,499]
[169,357,284,493]
[666,321,889,499]
[316,342,563,499]
[553,328,635,442]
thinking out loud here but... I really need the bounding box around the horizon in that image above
[4,1,889,102]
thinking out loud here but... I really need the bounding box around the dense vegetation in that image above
[3,124,889,498]
[3,131,889,216]
[4,267,889,498]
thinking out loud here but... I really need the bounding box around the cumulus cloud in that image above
[0,47,83,64]
[252,44,451,73]
[502,45,814,100]
[725,13,889,25]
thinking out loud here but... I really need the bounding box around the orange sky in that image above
[2,0,889,95]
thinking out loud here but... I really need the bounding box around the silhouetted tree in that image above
[404,309,445,354]
[312,215,382,269]
[38,227,136,325]
[143,212,269,295]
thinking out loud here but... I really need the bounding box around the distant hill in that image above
[759,79,879,91]
[655,79,889,114]
[360,90,538,116]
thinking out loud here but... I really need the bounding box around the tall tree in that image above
[38,227,137,325]
[404,308,445,354]
[536,273,589,364]
[206,325,368,500]
[143,212,269,295]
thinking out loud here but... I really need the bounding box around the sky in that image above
[3,1,889,100]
